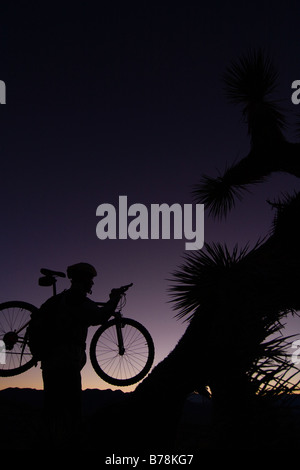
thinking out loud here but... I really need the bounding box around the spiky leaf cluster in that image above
[224,49,278,105]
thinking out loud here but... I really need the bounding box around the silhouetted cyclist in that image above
[39,262,122,448]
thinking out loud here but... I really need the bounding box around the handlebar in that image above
[110,283,133,300]
[96,283,133,307]
[119,283,133,292]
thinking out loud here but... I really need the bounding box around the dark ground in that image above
[1,388,300,452]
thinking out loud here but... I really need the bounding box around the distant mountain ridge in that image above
[0,387,127,416]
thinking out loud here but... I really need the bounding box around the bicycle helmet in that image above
[67,262,97,280]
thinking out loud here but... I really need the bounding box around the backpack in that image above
[27,292,66,363]
[27,309,45,363]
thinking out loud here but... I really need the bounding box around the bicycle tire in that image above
[90,317,155,386]
[0,301,38,377]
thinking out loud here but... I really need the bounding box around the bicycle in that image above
[0,268,155,386]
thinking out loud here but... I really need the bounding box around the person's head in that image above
[67,262,97,294]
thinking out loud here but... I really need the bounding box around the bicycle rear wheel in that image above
[90,318,155,386]
[0,301,37,376]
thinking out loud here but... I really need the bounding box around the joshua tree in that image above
[90,50,300,451]
[184,48,300,401]
[143,49,300,442]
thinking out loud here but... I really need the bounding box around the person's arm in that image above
[85,289,123,325]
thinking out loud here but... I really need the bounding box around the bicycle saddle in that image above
[40,268,66,278]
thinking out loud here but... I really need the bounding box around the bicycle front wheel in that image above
[0,301,37,376]
[90,318,155,386]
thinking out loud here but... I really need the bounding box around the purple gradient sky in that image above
[1,2,300,391]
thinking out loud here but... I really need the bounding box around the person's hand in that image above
[109,288,123,301]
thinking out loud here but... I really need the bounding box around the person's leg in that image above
[42,365,82,447]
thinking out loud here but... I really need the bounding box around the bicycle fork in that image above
[115,317,125,356]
